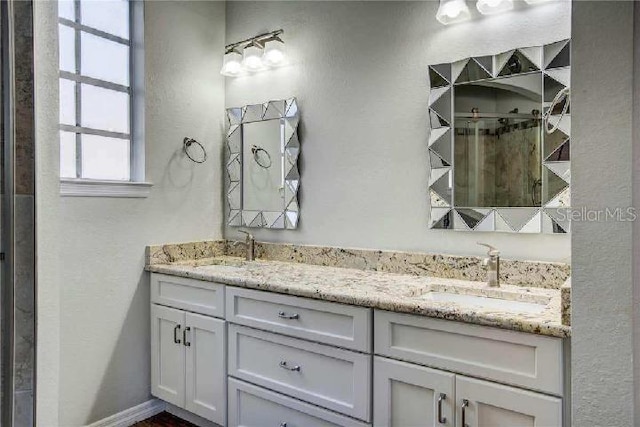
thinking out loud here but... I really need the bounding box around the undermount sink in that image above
[196,257,247,268]
[420,291,548,314]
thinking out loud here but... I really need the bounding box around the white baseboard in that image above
[86,399,166,427]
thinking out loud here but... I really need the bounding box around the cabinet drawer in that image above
[228,378,370,427]
[374,310,563,396]
[226,287,371,352]
[151,273,224,318]
[228,324,371,421]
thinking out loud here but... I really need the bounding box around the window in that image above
[59,0,146,192]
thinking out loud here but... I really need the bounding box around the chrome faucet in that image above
[477,242,500,287]
[237,229,255,261]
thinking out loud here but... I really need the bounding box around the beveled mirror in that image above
[428,40,570,233]
[225,98,300,229]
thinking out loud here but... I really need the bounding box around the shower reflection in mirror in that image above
[428,39,571,233]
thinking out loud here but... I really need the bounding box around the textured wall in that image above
[571,2,635,426]
[224,1,571,262]
[35,1,226,425]
[34,0,61,424]
[571,1,634,426]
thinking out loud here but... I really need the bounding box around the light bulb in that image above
[220,49,243,76]
[436,0,471,25]
[476,0,513,15]
[263,37,286,66]
[243,42,265,72]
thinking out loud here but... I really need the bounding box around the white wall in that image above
[571,2,636,426]
[224,1,571,262]
[35,1,226,425]
[34,0,62,424]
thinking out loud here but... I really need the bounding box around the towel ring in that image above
[183,137,207,163]
[251,144,272,169]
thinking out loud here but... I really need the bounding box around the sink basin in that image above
[193,257,247,268]
[420,291,547,314]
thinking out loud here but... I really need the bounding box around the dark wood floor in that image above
[133,411,198,427]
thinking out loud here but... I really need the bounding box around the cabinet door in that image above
[456,376,562,427]
[374,356,455,427]
[151,304,185,407]
[185,312,226,425]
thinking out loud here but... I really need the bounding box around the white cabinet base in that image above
[151,304,226,425]
[455,376,562,427]
[151,305,186,407]
[228,378,369,427]
[185,313,226,425]
[374,357,455,427]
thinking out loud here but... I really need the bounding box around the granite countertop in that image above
[146,256,570,338]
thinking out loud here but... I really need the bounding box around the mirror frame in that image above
[428,39,571,233]
[225,98,300,229]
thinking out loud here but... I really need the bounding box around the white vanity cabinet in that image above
[374,357,562,427]
[374,357,455,427]
[225,288,373,425]
[373,310,564,427]
[228,378,370,427]
[149,272,567,427]
[150,274,227,425]
[454,376,562,427]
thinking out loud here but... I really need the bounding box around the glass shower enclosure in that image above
[1,0,37,425]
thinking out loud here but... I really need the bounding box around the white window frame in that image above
[59,0,151,198]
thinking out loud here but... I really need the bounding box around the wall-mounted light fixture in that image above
[436,0,471,25]
[476,0,513,15]
[221,29,286,77]
[437,0,556,25]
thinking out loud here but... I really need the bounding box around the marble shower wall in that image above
[9,1,36,425]
[455,122,542,207]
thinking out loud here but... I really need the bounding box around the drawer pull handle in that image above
[437,393,446,424]
[461,399,469,427]
[278,311,299,320]
[183,326,191,347]
[173,324,181,344]
[279,361,301,372]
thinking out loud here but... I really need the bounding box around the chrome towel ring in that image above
[183,137,207,163]
[251,144,272,169]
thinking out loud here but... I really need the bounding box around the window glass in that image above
[58,0,75,20]
[58,0,136,182]
[59,79,76,125]
[80,0,130,39]
[60,131,77,178]
[81,84,129,134]
[81,135,130,180]
[59,24,76,73]
[81,32,130,86]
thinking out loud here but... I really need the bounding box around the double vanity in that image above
[146,240,570,427]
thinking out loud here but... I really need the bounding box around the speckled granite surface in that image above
[146,240,226,265]
[147,240,571,289]
[146,256,570,338]
[561,278,571,326]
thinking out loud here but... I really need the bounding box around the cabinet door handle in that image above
[278,311,299,320]
[279,361,301,371]
[437,393,446,424]
[461,399,469,427]
[279,423,287,427]
[183,326,191,347]
[173,324,181,344]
